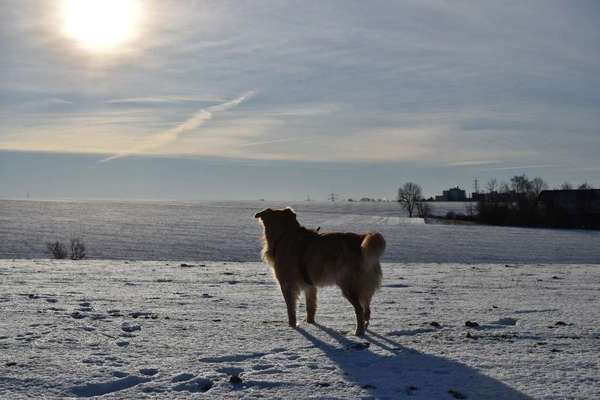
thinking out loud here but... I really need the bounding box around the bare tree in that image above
[397,182,422,217]
[530,177,548,197]
[46,241,67,259]
[416,201,431,218]
[560,182,573,190]
[486,178,498,193]
[511,174,532,194]
[578,182,593,190]
[499,182,511,193]
[70,238,86,260]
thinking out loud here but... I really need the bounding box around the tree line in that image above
[397,175,596,228]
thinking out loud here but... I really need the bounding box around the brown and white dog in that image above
[255,207,385,336]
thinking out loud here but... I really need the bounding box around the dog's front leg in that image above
[281,286,299,327]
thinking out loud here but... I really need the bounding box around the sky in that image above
[1,0,599,200]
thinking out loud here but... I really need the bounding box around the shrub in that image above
[46,241,68,259]
[70,238,86,260]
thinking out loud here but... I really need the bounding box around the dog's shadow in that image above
[296,323,532,399]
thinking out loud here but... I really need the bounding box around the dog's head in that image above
[254,207,299,243]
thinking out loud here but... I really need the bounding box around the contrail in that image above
[99,91,255,162]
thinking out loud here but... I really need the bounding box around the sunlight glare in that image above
[60,0,142,52]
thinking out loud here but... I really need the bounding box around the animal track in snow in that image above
[70,375,151,397]
[199,352,267,363]
[171,372,196,382]
[172,377,213,393]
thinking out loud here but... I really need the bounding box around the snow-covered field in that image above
[2,200,599,263]
[1,260,598,399]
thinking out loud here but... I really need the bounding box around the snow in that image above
[1,260,599,399]
[2,200,600,263]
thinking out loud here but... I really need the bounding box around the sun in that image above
[60,0,143,52]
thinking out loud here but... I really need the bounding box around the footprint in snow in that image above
[70,375,151,397]
[490,317,518,326]
[172,377,213,393]
[251,364,273,371]
[171,373,196,383]
[121,322,141,333]
[199,352,266,363]
[217,367,244,375]
[383,283,410,288]
[139,368,159,376]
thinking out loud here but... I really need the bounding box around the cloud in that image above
[99,91,255,162]
[1,1,599,171]
[483,164,559,171]
[105,95,224,106]
[447,160,503,167]
[237,137,308,147]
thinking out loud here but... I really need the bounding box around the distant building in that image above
[538,189,600,228]
[435,186,467,201]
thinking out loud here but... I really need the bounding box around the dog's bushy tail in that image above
[361,232,386,264]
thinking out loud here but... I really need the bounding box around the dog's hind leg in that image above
[304,286,317,323]
[281,286,299,328]
[342,288,365,336]
[362,295,373,329]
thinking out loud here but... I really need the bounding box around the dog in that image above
[255,207,385,336]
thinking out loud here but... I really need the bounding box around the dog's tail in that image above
[361,232,386,264]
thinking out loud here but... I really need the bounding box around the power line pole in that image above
[473,178,480,194]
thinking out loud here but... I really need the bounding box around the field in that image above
[1,260,598,399]
[1,200,599,263]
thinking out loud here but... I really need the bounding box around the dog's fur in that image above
[255,207,385,336]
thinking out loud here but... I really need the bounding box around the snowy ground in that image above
[1,260,599,399]
[3,200,599,263]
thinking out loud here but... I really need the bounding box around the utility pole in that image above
[473,178,480,194]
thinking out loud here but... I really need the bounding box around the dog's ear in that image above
[254,208,272,219]
[283,207,298,225]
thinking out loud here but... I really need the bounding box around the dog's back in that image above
[303,231,385,290]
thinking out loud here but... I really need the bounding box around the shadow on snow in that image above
[297,323,533,400]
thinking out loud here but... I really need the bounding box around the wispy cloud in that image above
[237,137,307,147]
[484,164,558,171]
[1,0,599,180]
[447,160,502,167]
[99,91,255,162]
[105,95,224,105]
